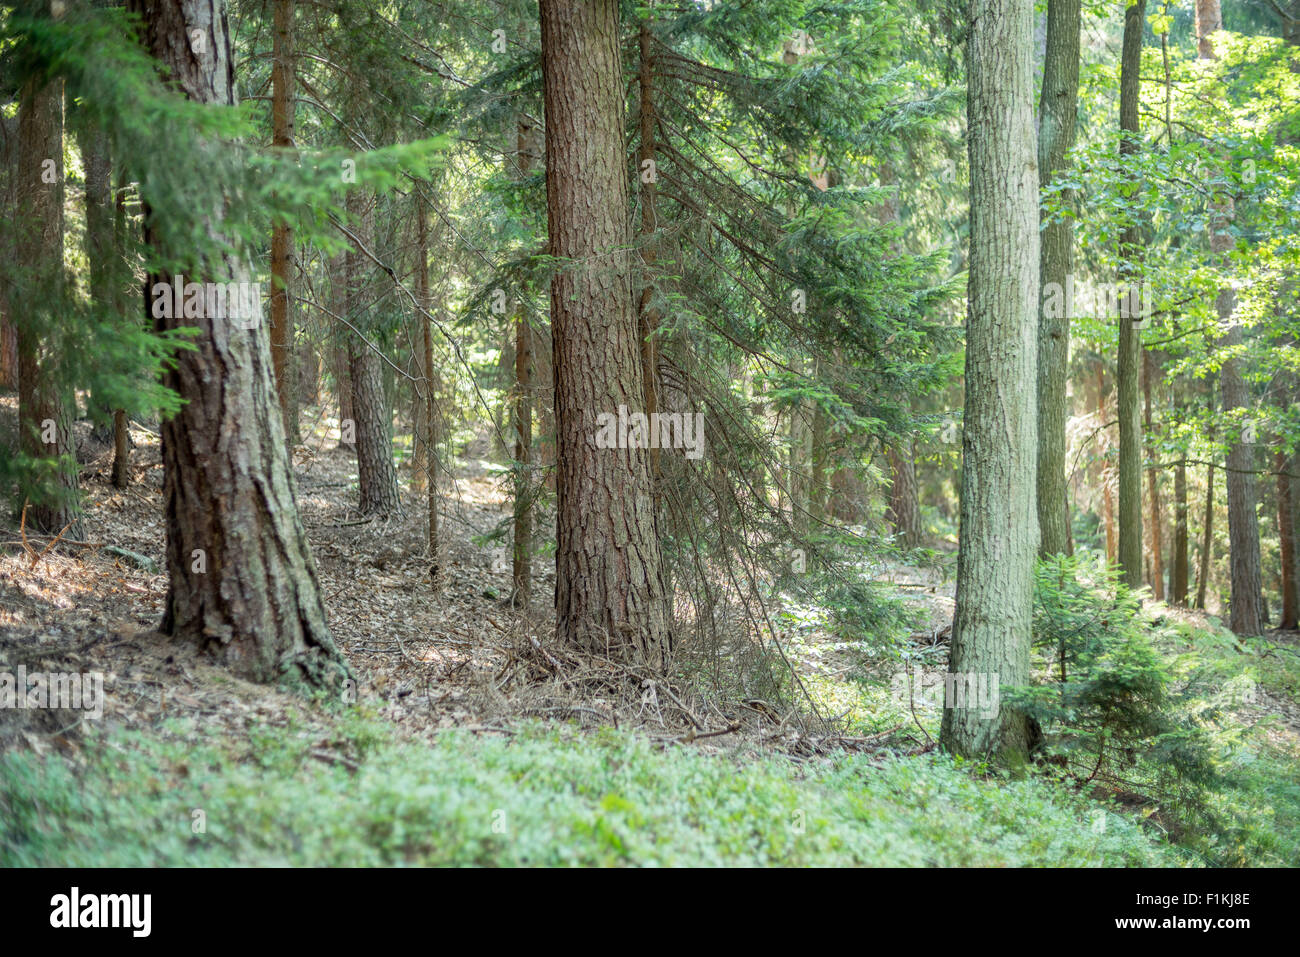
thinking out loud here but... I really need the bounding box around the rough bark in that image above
[636,17,661,489]
[269,0,297,442]
[540,0,672,669]
[1035,0,1081,558]
[1116,0,1146,591]
[940,0,1039,763]
[15,57,82,537]
[130,0,346,688]
[345,192,401,517]
[1194,0,1223,58]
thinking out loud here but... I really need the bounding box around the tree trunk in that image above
[1115,0,1146,591]
[15,52,82,537]
[413,187,439,579]
[1277,446,1298,629]
[512,307,533,609]
[130,0,347,689]
[1097,363,1116,564]
[1197,3,1265,634]
[540,0,672,669]
[1196,461,1215,611]
[940,0,1039,763]
[509,104,538,608]
[1035,0,1081,558]
[345,190,401,516]
[1144,350,1165,600]
[887,440,922,549]
[1171,456,1189,604]
[329,254,354,446]
[81,117,132,488]
[269,0,298,442]
[410,197,430,493]
[111,409,130,488]
[636,16,661,491]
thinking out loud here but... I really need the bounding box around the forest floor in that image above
[1,401,1298,865]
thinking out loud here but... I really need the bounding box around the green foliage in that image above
[0,713,1185,866]
[1013,556,1217,815]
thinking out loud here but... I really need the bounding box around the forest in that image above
[0,0,1296,876]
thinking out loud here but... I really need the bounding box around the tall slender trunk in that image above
[129,0,346,688]
[414,187,438,578]
[887,440,922,549]
[1197,1,1265,634]
[269,0,297,441]
[345,191,401,516]
[1277,445,1298,629]
[1172,456,1189,604]
[329,254,353,446]
[1144,350,1165,599]
[540,0,671,668]
[1115,0,1146,591]
[1035,0,1081,558]
[81,117,132,489]
[512,307,533,608]
[510,107,538,608]
[15,48,82,537]
[1098,364,1116,564]
[1196,462,1215,611]
[941,0,1039,762]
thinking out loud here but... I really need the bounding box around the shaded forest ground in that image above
[1,398,1298,865]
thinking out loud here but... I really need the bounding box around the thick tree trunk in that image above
[1035,0,1080,558]
[15,58,82,537]
[636,17,661,490]
[130,0,347,688]
[941,0,1039,763]
[1115,0,1146,591]
[1194,0,1223,58]
[540,0,672,669]
[269,0,298,442]
[345,190,401,516]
